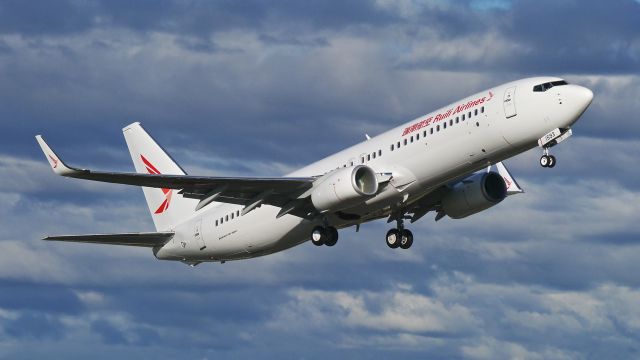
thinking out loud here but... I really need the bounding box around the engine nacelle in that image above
[441,171,507,219]
[311,165,378,212]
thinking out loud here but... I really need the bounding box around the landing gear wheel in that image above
[540,155,549,168]
[547,155,556,168]
[325,226,338,247]
[386,229,401,249]
[399,229,414,249]
[310,226,326,246]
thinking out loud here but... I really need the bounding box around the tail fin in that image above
[122,122,198,231]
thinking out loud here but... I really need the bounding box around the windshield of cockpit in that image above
[533,80,568,92]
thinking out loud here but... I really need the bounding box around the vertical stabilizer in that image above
[122,122,198,231]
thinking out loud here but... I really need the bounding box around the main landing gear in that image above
[311,225,339,247]
[386,218,413,250]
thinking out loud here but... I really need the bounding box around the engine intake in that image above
[441,171,507,219]
[311,165,378,212]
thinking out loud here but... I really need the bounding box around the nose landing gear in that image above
[538,127,572,168]
[539,149,556,168]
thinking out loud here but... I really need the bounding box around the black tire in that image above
[400,229,414,249]
[386,229,401,249]
[325,227,338,247]
[547,155,556,168]
[310,226,326,246]
[540,155,549,167]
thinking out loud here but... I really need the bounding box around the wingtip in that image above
[35,135,78,176]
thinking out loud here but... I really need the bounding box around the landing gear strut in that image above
[311,225,338,247]
[386,217,413,249]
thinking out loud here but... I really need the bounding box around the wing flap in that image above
[43,232,175,247]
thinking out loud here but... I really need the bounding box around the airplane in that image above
[36,76,593,266]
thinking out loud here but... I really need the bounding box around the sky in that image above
[1,0,640,359]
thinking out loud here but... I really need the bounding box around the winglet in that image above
[35,135,82,176]
[496,161,524,195]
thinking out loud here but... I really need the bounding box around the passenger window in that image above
[468,111,472,118]
[215,220,218,226]
[361,157,364,164]
[397,141,401,148]
[430,128,434,134]
[475,109,478,116]
[423,130,427,137]
[443,122,447,129]
[237,210,240,217]
[225,215,229,221]
[390,144,394,151]
[378,150,382,156]
[437,125,440,132]
[410,136,414,143]
[372,152,376,159]
[449,119,453,126]
[367,154,371,161]
[456,117,459,124]
[404,139,407,145]
[416,133,420,140]
[462,114,465,120]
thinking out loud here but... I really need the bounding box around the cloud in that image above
[503,0,640,74]
[3,312,66,340]
[270,286,479,337]
[0,0,400,38]
[1,0,640,359]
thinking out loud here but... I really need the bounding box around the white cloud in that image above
[0,241,78,283]
[270,286,479,339]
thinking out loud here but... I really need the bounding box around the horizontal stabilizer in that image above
[42,232,175,247]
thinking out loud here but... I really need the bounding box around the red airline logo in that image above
[141,155,172,214]
[48,154,59,168]
[503,176,512,189]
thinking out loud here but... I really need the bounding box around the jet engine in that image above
[311,165,378,212]
[441,171,507,219]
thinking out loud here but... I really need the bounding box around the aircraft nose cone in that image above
[575,85,594,109]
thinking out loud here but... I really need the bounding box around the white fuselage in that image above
[154,77,593,263]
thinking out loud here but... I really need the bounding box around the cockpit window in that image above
[533,80,568,92]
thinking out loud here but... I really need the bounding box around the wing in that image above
[42,232,175,247]
[36,135,317,218]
